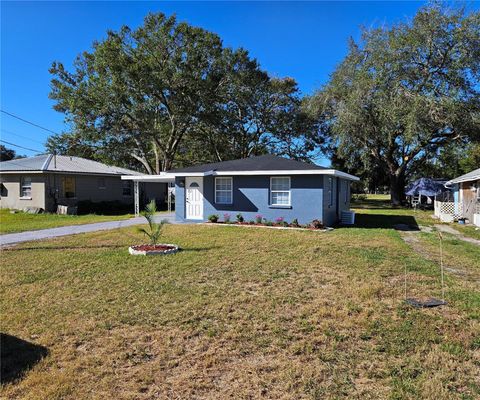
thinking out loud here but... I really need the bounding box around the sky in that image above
[1,1,478,164]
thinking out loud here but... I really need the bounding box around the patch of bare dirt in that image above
[399,231,478,282]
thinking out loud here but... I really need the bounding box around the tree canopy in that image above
[0,145,18,162]
[48,13,312,173]
[307,4,480,203]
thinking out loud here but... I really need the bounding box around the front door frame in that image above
[185,177,204,220]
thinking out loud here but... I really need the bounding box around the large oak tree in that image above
[307,5,480,204]
[49,13,225,173]
[48,13,310,173]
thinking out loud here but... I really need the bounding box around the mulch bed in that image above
[130,244,177,252]
[203,222,330,232]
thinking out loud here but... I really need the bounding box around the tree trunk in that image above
[162,155,173,172]
[389,172,405,206]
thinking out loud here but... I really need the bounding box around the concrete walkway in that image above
[0,213,178,246]
[434,224,480,246]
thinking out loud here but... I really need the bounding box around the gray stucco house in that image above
[125,155,359,226]
[0,154,166,213]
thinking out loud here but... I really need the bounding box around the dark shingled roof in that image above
[169,154,328,173]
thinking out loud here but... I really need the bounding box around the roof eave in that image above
[446,175,480,185]
[0,170,45,174]
[0,170,140,176]
[134,169,360,181]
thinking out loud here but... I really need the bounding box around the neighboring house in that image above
[434,167,480,226]
[124,155,359,226]
[0,154,166,213]
[405,178,449,208]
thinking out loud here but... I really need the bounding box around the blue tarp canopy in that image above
[405,178,448,197]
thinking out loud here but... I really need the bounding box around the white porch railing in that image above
[434,200,463,222]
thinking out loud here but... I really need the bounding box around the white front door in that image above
[185,177,204,220]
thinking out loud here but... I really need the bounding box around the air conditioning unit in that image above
[341,210,355,225]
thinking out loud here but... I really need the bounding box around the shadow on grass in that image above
[177,246,220,253]
[345,213,420,230]
[3,245,220,252]
[1,333,49,384]
[2,244,126,252]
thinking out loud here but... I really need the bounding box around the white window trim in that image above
[215,177,233,204]
[270,176,291,206]
[21,176,32,198]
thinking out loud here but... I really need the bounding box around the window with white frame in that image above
[21,176,32,198]
[270,177,291,206]
[122,180,132,196]
[215,177,233,204]
[98,177,106,189]
[328,177,334,207]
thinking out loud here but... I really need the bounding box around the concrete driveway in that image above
[0,213,179,246]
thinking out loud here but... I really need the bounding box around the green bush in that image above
[352,193,367,202]
[208,214,219,223]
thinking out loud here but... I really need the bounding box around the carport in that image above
[121,174,175,216]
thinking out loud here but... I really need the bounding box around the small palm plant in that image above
[138,200,168,245]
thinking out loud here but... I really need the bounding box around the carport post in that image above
[134,180,140,217]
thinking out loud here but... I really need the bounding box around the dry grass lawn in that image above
[1,203,479,399]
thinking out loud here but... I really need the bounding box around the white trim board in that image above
[0,170,141,177]
[446,176,480,185]
[123,169,360,182]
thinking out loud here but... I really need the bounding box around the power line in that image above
[1,128,46,146]
[0,139,43,153]
[1,109,60,136]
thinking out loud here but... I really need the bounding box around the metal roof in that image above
[446,168,480,185]
[0,154,141,176]
[170,154,328,173]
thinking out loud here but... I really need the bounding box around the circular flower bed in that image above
[128,244,179,256]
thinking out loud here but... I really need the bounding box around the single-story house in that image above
[435,167,480,226]
[123,154,359,226]
[0,154,166,213]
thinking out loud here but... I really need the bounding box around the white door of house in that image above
[186,177,204,220]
